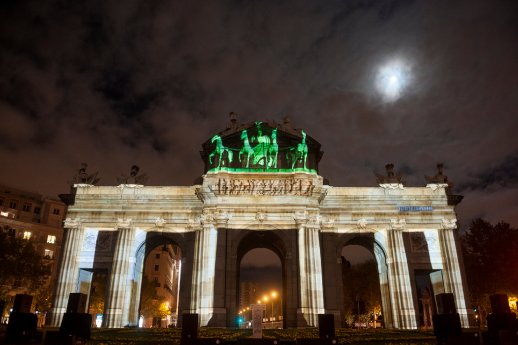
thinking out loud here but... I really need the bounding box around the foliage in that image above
[89,272,107,314]
[341,259,382,325]
[0,231,51,300]
[461,218,518,312]
[33,285,52,312]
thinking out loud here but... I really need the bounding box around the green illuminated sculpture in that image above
[239,129,254,168]
[268,128,278,168]
[209,134,234,169]
[207,125,315,174]
[287,130,308,169]
[251,122,270,166]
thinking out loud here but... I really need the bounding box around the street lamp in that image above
[270,292,277,322]
[263,296,269,321]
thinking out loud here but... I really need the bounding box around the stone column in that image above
[47,218,83,326]
[190,216,218,326]
[296,213,325,326]
[104,219,135,328]
[386,219,417,329]
[438,218,469,327]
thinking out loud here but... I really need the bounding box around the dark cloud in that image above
[0,0,517,227]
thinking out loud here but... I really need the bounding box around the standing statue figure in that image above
[209,134,234,169]
[251,122,271,167]
[268,128,279,168]
[287,130,308,169]
[71,162,100,185]
[239,130,255,168]
[117,165,149,184]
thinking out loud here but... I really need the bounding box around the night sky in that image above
[1,1,517,235]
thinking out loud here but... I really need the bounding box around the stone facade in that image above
[49,121,470,329]
[48,173,470,329]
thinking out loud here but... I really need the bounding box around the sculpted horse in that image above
[287,130,308,169]
[239,130,254,168]
[209,135,233,169]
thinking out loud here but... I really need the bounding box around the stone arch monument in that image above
[49,118,470,329]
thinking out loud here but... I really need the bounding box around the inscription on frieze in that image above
[211,177,316,196]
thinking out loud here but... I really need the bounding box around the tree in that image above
[461,218,518,314]
[341,258,382,326]
[0,231,51,301]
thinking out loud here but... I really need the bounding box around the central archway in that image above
[236,231,286,328]
[238,248,282,328]
[216,229,299,328]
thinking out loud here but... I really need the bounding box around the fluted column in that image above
[47,218,83,326]
[190,219,218,326]
[296,213,325,326]
[386,219,417,329]
[104,219,135,328]
[439,218,469,327]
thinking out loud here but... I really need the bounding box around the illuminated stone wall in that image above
[48,172,470,329]
[48,121,469,329]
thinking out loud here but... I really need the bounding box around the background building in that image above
[142,244,181,327]
[0,184,66,324]
[239,282,257,312]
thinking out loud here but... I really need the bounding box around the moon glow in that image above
[376,59,412,102]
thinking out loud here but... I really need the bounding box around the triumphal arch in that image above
[49,117,470,329]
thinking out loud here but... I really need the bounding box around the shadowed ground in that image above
[85,328,436,344]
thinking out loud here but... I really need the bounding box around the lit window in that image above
[47,235,56,244]
[23,231,32,240]
[44,249,54,259]
[53,208,60,215]
[23,203,31,212]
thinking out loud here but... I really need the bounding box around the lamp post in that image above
[270,291,277,322]
[262,296,269,321]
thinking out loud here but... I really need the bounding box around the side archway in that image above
[127,230,196,327]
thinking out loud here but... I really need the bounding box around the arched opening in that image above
[340,237,391,328]
[137,239,182,328]
[235,231,286,329]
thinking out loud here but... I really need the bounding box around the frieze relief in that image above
[210,177,316,196]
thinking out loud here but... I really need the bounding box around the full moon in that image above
[376,59,412,102]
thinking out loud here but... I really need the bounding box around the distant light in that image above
[376,58,412,102]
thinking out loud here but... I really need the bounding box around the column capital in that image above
[441,218,457,230]
[293,210,308,227]
[390,218,406,230]
[116,218,132,229]
[63,217,81,229]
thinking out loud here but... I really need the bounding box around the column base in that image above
[46,307,66,327]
